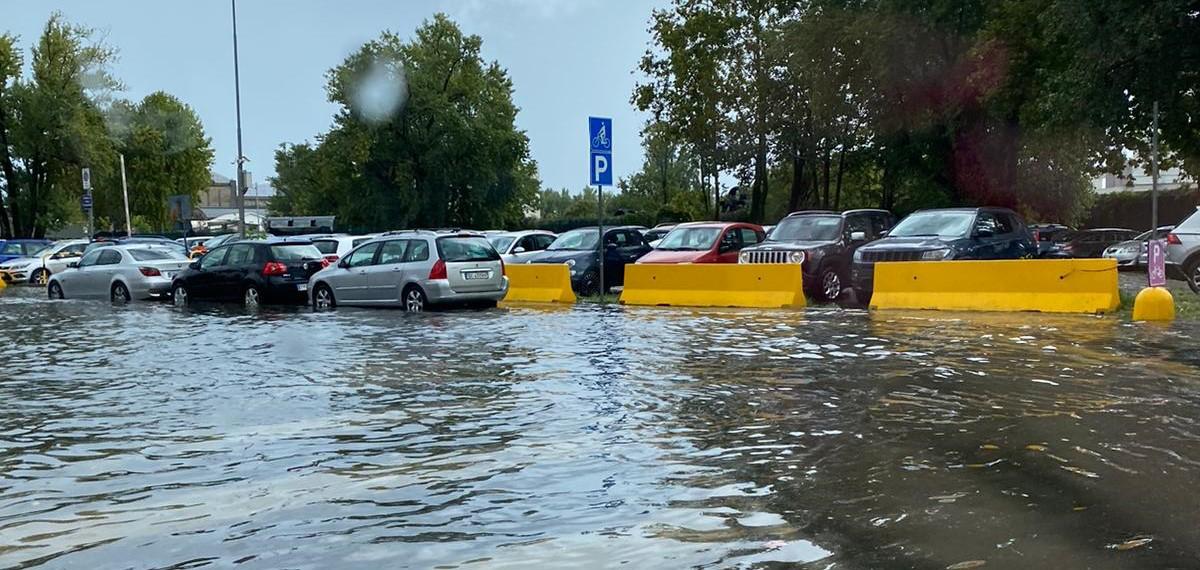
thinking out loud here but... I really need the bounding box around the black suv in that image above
[851,207,1036,300]
[739,209,895,301]
[171,239,328,307]
[523,226,652,294]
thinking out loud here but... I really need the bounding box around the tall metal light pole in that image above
[1151,101,1160,233]
[231,0,246,237]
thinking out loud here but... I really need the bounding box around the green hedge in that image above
[1086,187,1198,229]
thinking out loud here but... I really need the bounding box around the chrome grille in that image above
[741,250,794,264]
[860,250,924,263]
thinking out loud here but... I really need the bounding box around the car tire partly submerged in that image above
[313,284,336,311]
[1186,257,1200,294]
[111,282,131,304]
[30,268,50,286]
[816,266,845,303]
[48,281,64,300]
[243,285,262,309]
[172,284,189,307]
[403,285,427,313]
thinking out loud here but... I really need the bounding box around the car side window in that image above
[975,213,1001,236]
[200,248,228,270]
[226,244,255,266]
[346,242,381,268]
[993,214,1016,235]
[64,243,86,257]
[870,215,893,238]
[534,235,555,250]
[77,250,102,267]
[97,249,123,265]
[622,231,644,247]
[739,228,761,246]
[2,243,21,255]
[403,240,430,262]
[377,240,407,265]
[845,216,871,239]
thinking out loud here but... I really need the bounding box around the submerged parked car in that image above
[1103,226,1174,268]
[309,231,508,311]
[740,209,895,302]
[47,245,191,303]
[524,226,651,294]
[637,222,764,264]
[1166,207,1200,292]
[0,239,52,264]
[1046,228,1139,258]
[0,239,88,284]
[488,230,556,263]
[171,239,328,308]
[851,207,1035,301]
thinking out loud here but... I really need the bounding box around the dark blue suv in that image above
[851,207,1036,300]
[0,239,53,264]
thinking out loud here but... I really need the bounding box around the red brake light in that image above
[262,261,288,276]
[320,258,330,268]
[324,254,339,264]
[1032,230,1041,242]
[138,266,161,277]
[428,259,447,280]
[1167,233,1182,245]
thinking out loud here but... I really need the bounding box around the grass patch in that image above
[577,294,620,305]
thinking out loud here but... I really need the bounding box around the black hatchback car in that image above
[851,207,1036,300]
[522,226,652,294]
[1045,228,1139,258]
[171,239,328,307]
[739,209,895,302]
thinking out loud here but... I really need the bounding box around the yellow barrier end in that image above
[1132,286,1175,322]
[503,263,577,304]
[619,263,805,309]
[0,277,7,289]
[871,259,1120,314]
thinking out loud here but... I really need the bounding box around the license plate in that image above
[463,271,490,280]
[163,272,173,279]
[297,284,308,291]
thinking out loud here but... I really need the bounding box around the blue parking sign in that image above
[589,117,612,186]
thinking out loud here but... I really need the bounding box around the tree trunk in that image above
[0,107,17,238]
[821,147,832,209]
[834,143,848,210]
[810,158,820,210]
[752,133,768,222]
[787,149,806,213]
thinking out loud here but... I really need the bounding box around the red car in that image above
[637,222,766,264]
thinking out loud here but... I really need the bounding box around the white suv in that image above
[0,239,88,285]
[1166,207,1200,292]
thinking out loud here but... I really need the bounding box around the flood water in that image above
[1,286,1199,569]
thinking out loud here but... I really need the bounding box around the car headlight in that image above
[922,248,952,260]
[788,251,806,264]
[738,250,750,263]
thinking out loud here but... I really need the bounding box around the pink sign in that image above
[1148,239,1167,287]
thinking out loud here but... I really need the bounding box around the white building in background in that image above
[195,172,275,229]
[1092,161,1190,195]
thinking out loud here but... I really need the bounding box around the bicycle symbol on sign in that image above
[591,125,610,150]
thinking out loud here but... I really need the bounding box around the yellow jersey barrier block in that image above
[503,263,577,304]
[619,263,806,309]
[871,258,1120,314]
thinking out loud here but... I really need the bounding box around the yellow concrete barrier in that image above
[619,263,806,309]
[870,259,1120,314]
[503,263,577,304]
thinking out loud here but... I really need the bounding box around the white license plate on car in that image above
[297,284,308,291]
[463,271,490,280]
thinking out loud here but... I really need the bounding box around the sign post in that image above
[589,117,613,298]
[81,168,94,241]
[1148,238,1167,288]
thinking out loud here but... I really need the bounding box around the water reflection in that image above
[0,287,1198,568]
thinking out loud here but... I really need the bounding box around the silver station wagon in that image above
[308,230,508,311]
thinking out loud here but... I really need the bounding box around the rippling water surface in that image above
[1,286,1199,569]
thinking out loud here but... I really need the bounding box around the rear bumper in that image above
[129,277,174,299]
[426,277,508,304]
[263,278,312,305]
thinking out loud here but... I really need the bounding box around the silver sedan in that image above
[48,245,192,303]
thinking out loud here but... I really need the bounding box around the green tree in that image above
[272,14,540,231]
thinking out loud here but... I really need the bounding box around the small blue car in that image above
[0,239,53,264]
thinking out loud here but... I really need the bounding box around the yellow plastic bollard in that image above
[1132,286,1175,322]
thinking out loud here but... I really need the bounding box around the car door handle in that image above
[391,267,402,272]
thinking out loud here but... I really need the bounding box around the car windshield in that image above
[312,240,338,254]
[26,244,48,256]
[889,211,975,238]
[657,227,722,250]
[129,247,185,261]
[489,236,516,252]
[770,216,842,241]
[270,244,323,261]
[438,236,500,262]
[547,229,599,251]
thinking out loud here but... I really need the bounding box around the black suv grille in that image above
[860,250,924,262]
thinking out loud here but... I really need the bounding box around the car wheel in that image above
[578,269,600,297]
[243,285,262,308]
[403,285,427,313]
[111,282,131,304]
[817,266,845,303]
[1186,257,1200,294]
[172,284,189,307]
[313,283,336,311]
[30,268,50,286]
[48,281,64,300]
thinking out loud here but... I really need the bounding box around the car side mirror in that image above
[850,231,867,242]
[513,246,526,254]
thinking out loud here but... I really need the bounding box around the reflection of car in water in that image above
[47,244,191,303]
[1045,228,1138,258]
[1103,226,1173,269]
[740,209,894,302]
[636,222,764,264]
[852,207,1036,302]
[0,239,87,285]
[524,226,651,295]
[1166,207,1200,293]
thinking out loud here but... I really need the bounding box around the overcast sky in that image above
[6,0,665,193]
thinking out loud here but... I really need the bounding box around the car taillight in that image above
[1167,233,1182,245]
[428,259,447,280]
[1032,230,1041,242]
[262,261,288,276]
[138,266,161,277]
[320,258,330,268]
[324,254,339,264]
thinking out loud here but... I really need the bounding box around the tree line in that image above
[0,14,212,238]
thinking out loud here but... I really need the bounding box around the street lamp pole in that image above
[231,0,246,238]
